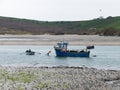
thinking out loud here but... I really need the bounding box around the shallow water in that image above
[0,45,120,70]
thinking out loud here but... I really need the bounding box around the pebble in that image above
[0,66,120,90]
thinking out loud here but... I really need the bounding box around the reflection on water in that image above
[0,45,120,70]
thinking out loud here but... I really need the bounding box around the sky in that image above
[0,0,120,21]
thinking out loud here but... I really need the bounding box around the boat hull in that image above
[26,52,35,55]
[54,48,90,57]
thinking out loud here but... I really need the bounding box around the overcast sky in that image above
[0,0,120,21]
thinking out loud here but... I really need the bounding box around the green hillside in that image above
[0,16,120,35]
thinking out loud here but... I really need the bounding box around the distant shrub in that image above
[106,16,113,19]
[102,28,118,36]
[53,31,65,35]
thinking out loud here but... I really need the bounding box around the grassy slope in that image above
[73,16,120,30]
[0,16,120,35]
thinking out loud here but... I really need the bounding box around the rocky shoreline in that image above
[0,66,120,90]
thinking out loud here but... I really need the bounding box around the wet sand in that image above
[0,35,120,45]
[0,66,120,90]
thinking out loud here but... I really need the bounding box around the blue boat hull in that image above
[54,48,90,57]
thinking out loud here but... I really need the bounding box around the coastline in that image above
[0,66,120,90]
[0,35,120,89]
[0,35,120,45]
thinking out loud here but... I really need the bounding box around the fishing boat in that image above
[54,41,94,57]
[26,49,35,55]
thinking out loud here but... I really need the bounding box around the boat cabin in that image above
[56,41,68,50]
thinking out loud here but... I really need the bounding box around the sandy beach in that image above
[0,35,120,45]
[0,66,120,90]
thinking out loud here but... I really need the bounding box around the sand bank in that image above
[0,35,120,45]
[0,66,120,90]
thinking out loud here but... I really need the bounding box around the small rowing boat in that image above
[26,49,35,55]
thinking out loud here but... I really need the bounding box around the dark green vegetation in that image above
[0,16,120,36]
